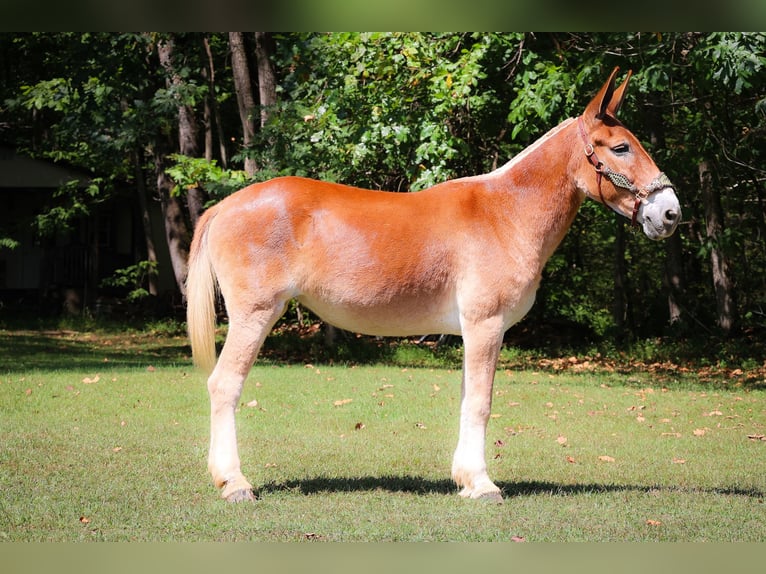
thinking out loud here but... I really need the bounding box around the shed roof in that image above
[0,146,91,189]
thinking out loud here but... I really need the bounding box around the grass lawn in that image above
[0,327,764,541]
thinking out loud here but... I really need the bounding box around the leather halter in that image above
[577,116,673,227]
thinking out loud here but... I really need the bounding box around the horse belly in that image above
[296,290,462,337]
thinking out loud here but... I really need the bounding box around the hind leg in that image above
[207,306,284,502]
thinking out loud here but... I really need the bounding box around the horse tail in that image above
[186,207,219,375]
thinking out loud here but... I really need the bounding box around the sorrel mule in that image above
[187,67,680,503]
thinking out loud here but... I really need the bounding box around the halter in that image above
[577,116,673,227]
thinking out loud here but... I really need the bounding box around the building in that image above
[0,146,174,317]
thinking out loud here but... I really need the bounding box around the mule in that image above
[186,67,680,503]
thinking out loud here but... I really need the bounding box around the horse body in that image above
[187,68,681,503]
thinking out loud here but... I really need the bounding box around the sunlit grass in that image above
[1,330,764,541]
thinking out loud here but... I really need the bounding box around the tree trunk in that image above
[202,34,228,168]
[643,91,687,327]
[612,215,630,340]
[699,160,738,335]
[156,38,192,297]
[134,150,158,296]
[665,231,684,325]
[255,32,277,127]
[155,150,190,298]
[229,32,258,176]
[157,34,207,229]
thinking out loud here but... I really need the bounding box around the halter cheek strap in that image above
[577,116,673,227]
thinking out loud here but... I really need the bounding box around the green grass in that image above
[0,328,765,541]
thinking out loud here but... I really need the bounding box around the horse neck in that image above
[487,118,585,263]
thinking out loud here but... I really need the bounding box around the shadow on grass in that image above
[2,326,765,391]
[257,475,765,500]
[0,330,191,372]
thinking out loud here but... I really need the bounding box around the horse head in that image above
[577,67,681,240]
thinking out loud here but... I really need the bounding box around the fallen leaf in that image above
[146,366,155,372]
[705,410,723,417]
[432,384,441,392]
[245,399,259,408]
[556,435,568,446]
[747,434,766,441]
[672,457,686,464]
[112,446,122,453]
[82,375,100,384]
[510,535,526,542]
[333,398,353,406]
[693,428,706,436]
[79,516,91,524]
[598,455,615,463]
[645,519,662,526]
[566,456,576,463]
[494,439,506,447]
[354,422,365,430]
[415,422,427,429]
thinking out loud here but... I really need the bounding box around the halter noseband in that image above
[577,116,673,227]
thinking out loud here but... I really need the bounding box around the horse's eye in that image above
[611,143,630,155]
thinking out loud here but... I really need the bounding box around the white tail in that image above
[186,209,219,374]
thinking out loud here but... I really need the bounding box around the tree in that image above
[700,160,739,333]
[255,32,277,128]
[155,35,194,296]
[229,32,258,176]
[2,32,764,342]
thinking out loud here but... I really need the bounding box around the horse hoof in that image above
[225,488,256,503]
[475,491,504,504]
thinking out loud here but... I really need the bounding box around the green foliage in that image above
[253,33,519,190]
[696,32,766,95]
[0,237,19,250]
[165,154,251,202]
[33,178,104,237]
[100,260,158,302]
[2,32,766,341]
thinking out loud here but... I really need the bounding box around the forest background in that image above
[0,32,765,361]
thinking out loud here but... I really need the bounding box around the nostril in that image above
[664,209,678,223]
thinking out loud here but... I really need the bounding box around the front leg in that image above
[451,316,504,502]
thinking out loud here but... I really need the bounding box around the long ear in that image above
[607,69,632,117]
[585,66,620,120]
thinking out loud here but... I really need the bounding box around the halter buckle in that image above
[635,188,651,203]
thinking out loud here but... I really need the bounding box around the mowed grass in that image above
[0,328,765,541]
